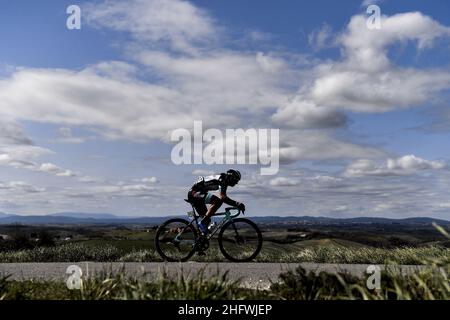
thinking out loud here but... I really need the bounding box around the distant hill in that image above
[0,212,448,226]
[252,216,450,225]
[0,214,173,225]
[49,212,120,220]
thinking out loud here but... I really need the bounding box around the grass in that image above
[0,268,263,300]
[1,242,449,264]
[0,263,448,300]
[1,224,448,300]
[0,244,122,263]
[270,264,450,300]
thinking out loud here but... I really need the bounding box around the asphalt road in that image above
[0,262,434,289]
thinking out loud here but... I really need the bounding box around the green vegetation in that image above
[270,263,450,300]
[0,244,122,263]
[1,242,449,264]
[0,225,448,300]
[1,263,448,300]
[1,221,448,300]
[1,222,449,264]
[0,269,262,300]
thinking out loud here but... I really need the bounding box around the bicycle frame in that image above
[156,203,262,262]
[184,202,242,240]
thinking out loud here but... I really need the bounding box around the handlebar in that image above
[224,207,243,217]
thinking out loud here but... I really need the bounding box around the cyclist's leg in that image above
[192,199,208,217]
[187,191,208,252]
[203,194,224,224]
[188,191,208,217]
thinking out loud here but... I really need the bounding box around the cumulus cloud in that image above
[279,130,384,163]
[308,23,334,51]
[66,182,158,199]
[0,181,45,193]
[0,145,51,169]
[39,163,77,177]
[141,177,159,184]
[313,12,450,110]
[0,121,48,170]
[56,127,93,144]
[0,58,289,143]
[269,177,300,187]
[277,12,450,129]
[0,120,33,146]
[0,122,80,179]
[192,169,215,176]
[85,0,217,54]
[1,0,450,218]
[344,155,447,177]
[2,1,426,165]
[272,99,347,129]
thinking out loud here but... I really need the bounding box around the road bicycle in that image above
[155,199,263,262]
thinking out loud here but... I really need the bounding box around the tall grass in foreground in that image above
[1,225,448,300]
[0,263,448,300]
[1,243,449,264]
[0,269,261,300]
[270,264,449,300]
[0,244,123,263]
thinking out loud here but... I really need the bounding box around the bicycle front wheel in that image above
[155,218,197,262]
[218,218,262,262]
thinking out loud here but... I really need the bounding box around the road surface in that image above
[0,262,434,289]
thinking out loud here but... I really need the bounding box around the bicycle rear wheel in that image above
[155,218,197,262]
[218,218,262,262]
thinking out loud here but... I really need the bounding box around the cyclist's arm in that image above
[218,192,240,207]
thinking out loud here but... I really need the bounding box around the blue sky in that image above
[0,0,450,218]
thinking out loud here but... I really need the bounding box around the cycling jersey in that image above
[187,172,241,216]
[191,174,228,196]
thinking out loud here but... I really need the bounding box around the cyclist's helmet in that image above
[226,169,241,186]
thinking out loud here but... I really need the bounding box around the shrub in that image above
[0,243,122,262]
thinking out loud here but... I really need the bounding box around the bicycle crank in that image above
[194,236,210,252]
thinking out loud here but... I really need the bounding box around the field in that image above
[0,220,449,300]
[1,263,449,300]
[0,220,449,264]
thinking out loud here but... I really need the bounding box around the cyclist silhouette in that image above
[187,169,245,234]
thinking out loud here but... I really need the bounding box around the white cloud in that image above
[272,99,347,129]
[344,155,447,177]
[269,177,299,187]
[387,155,446,171]
[0,58,288,142]
[56,127,92,144]
[192,169,215,176]
[4,2,427,166]
[0,120,33,146]
[340,12,450,69]
[39,163,77,177]
[67,182,158,199]
[141,177,159,184]
[278,12,450,129]
[85,0,217,54]
[77,176,101,183]
[0,121,80,179]
[438,202,450,209]
[1,1,450,218]
[0,181,45,193]
[279,130,384,163]
[308,23,334,50]
[0,145,51,169]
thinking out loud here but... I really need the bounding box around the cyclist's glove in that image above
[236,202,246,212]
